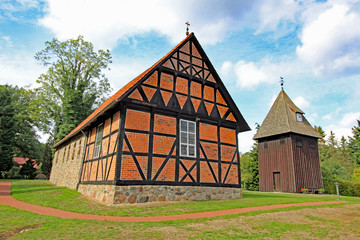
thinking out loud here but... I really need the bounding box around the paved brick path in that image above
[0,181,343,222]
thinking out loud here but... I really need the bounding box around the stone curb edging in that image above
[0,182,344,222]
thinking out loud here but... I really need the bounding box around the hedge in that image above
[323,178,360,197]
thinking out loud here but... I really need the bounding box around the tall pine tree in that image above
[349,120,360,166]
[0,85,16,173]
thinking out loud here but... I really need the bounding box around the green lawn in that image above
[9,180,358,217]
[1,180,360,239]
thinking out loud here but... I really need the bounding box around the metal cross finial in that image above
[185,21,190,36]
[280,77,284,90]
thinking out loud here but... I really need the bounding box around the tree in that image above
[353,167,360,182]
[0,85,16,174]
[241,123,260,191]
[314,126,326,144]
[315,126,353,180]
[19,159,37,179]
[0,85,44,178]
[11,87,43,160]
[349,120,360,166]
[240,142,259,190]
[41,133,54,177]
[35,35,112,142]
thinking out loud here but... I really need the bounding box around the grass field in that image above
[1,180,360,239]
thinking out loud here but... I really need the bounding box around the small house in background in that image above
[50,33,250,204]
[253,90,323,193]
[13,157,38,168]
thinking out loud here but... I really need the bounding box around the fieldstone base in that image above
[78,184,242,205]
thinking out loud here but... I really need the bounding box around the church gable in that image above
[125,34,248,128]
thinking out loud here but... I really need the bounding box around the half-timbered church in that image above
[50,32,250,204]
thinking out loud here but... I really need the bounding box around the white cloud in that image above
[322,108,341,121]
[294,96,310,110]
[324,111,360,140]
[255,0,301,33]
[0,52,44,87]
[37,0,314,50]
[297,3,360,76]
[38,0,256,49]
[307,113,318,124]
[238,129,257,154]
[340,112,360,127]
[234,61,270,88]
[105,57,150,91]
[220,61,233,77]
[0,0,40,21]
[268,94,277,107]
[233,58,305,89]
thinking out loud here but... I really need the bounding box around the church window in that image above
[180,119,196,157]
[93,123,104,158]
[71,142,76,160]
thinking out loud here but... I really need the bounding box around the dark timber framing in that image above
[73,33,250,189]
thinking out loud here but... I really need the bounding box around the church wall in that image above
[117,104,240,187]
[49,133,86,190]
[80,110,120,183]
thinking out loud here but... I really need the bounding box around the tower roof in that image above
[253,90,320,140]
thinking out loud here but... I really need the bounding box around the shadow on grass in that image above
[11,186,59,195]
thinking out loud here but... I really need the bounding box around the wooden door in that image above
[273,172,281,191]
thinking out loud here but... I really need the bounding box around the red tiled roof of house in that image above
[53,33,194,148]
[13,157,38,168]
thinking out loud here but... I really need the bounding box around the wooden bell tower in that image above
[253,89,323,193]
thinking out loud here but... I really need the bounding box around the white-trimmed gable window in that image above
[180,119,196,157]
[93,123,104,158]
[296,112,303,122]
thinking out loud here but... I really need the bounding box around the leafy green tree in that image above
[19,159,37,179]
[0,85,43,178]
[11,87,43,160]
[0,85,16,174]
[35,35,112,142]
[41,133,54,177]
[315,127,352,180]
[353,167,360,182]
[240,142,259,191]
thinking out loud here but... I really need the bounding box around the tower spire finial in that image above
[185,21,190,36]
[280,76,284,90]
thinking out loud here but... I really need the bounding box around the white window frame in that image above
[179,119,196,158]
[296,112,303,122]
[93,123,104,158]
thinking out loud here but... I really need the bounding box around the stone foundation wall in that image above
[78,184,242,205]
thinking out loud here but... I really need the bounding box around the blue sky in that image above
[1,0,360,152]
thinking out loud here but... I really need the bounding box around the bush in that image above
[1,166,21,179]
[323,178,360,197]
